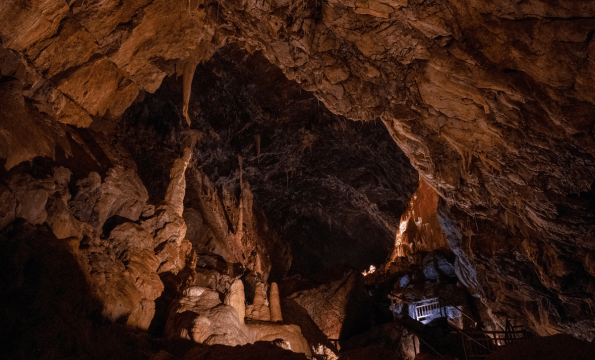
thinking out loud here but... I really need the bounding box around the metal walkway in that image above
[389,294,534,360]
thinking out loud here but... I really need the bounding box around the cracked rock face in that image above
[2,0,595,346]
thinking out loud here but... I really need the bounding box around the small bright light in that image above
[362,265,376,276]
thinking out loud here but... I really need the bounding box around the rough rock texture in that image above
[3,0,595,343]
[164,286,252,346]
[0,118,203,358]
[0,220,157,360]
[179,44,417,279]
[246,283,272,321]
[289,270,375,340]
[117,42,417,286]
[386,177,450,263]
[281,297,339,359]
[246,320,312,356]
[69,165,149,229]
[339,322,414,360]
[182,342,310,360]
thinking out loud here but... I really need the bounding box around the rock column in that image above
[246,283,271,321]
[269,282,283,322]
[225,279,246,324]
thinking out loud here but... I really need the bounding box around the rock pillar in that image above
[246,283,271,321]
[269,282,283,322]
[225,279,246,324]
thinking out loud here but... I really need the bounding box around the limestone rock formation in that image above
[386,176,449,263]
[165,286,252,346]
[3,0,595,351]
[281,297,339,359]
[421,250,456,281]
[181,341,310,360]
[246,283,271,322]
[269,282,283,322]
[246,321,312,356]
[134,44,417,281]
[289,270,374,340]
[69,166,149,229]
[225,279,246,325]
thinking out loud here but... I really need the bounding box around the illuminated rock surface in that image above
[1,0,595,357]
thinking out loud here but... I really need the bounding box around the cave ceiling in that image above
[1,0,595,343]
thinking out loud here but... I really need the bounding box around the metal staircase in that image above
[389,294,534,360]
[460,320,532,359]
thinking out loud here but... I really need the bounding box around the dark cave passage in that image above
[2,1,595,359]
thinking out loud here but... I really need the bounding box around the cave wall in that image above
[1,0,595,340]
[117,43,418,280]
[186,44,418,278]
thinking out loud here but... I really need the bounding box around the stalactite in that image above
[181,38,212,126]
[182,56,200,126]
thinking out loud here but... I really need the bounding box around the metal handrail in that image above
[438,296,478,329]
[449,324,493,353]
[406,328,444,358]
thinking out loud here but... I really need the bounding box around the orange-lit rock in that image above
[246,321,311,356]
[386,176,449,264]
[225,279,246,325]
[269,282,283,322]
[165,286,252,346]
[2,0,595,350]
[246,283,271,322]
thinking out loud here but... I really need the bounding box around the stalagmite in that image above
[164,132,199,216]
[164,147,192,216]
[269,282,283,322]
[246,283,271,321]
[225,279,246,325]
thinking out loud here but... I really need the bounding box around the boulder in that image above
[281,298,339,359]
[108,222,154,260]
[45,192,83,240]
